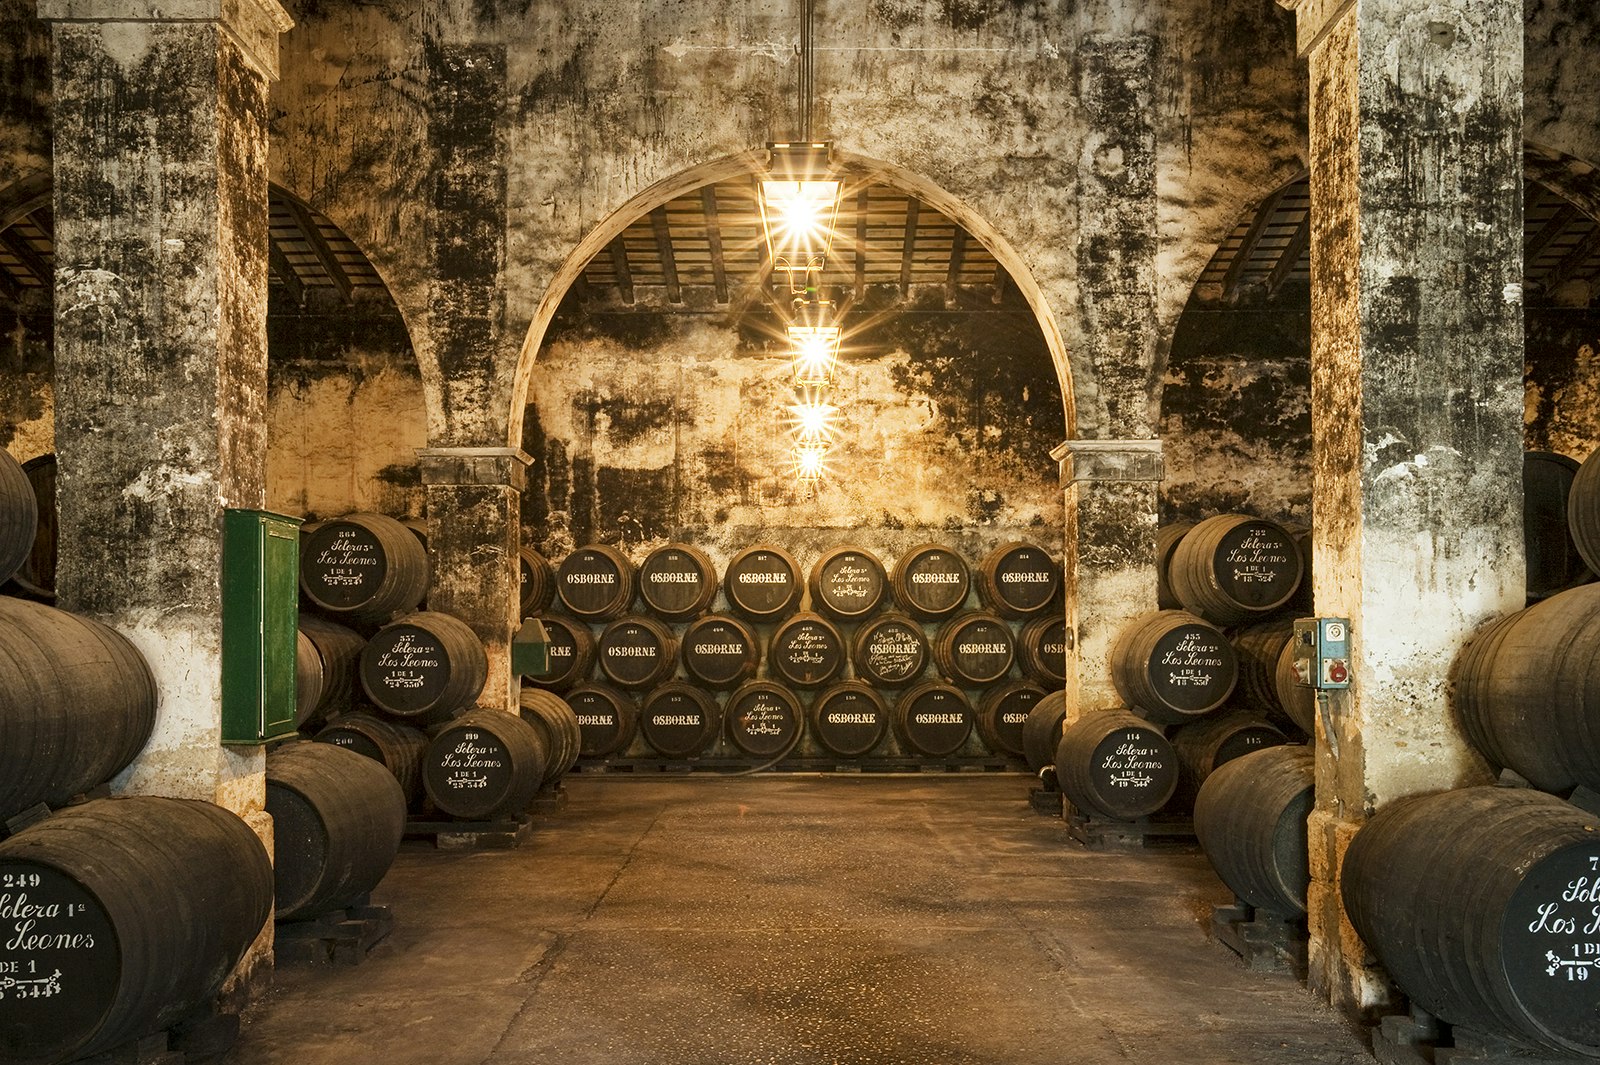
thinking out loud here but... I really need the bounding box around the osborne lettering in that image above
[738,573,790,584]
[649,572,700,583]
[915,713,965,725]
[692,642,745,655]
[576,714,615,726]
[653,714,702,726]
[827,713,878,724]
[958,642,1008,655]
[606,646,657,657]
[999,572,1051,583]
[1002,712,1028,724]
[911,572,961,584]
[566,573,617,585]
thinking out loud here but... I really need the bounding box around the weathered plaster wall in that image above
[1526,1,1600,170]
[0,1,50,195]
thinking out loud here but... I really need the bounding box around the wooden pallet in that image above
[276,903,395,966]
[1028,786,1062,816]
[76,1012,240,1064]
[527,783,569,813]
[1210,900,1307,977]
[1063,802,1197,850]
[405,813,534,850]
[1374,1006,1584,1065]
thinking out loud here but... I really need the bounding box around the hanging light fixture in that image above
[787,295,842,386]
[791,439,830,494]
[760,143,841,295]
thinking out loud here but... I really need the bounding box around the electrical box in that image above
[1292,616,1351,690]
[222,508,303,744]
[512,617,551,679]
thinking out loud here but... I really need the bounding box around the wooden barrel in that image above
[1155,521,1194,610]
[297,613,367,722]
[1524,452,1590,602]
[893,681,973,758]
[1020,690,1067,774]
[639,682,720,759]
[637,542,718,621]
[1110,609,1237,725]
[890,543,971,620]
[2,453,54,601]
[724,544,803,621]
[809,682,889,758]
[0,597,157,823]
[1341,786,1600,1056]
[808,546,888,621]
[1193,744,1313,917]
[1284,524,1314,614]
[596,614,679,690]
[518,689,582,785]
[0,446,38,587]
[0,796,273,1065]
[977,541,1060,618]
[359,610,487,721]
[975,680,1045,758]
[768,612,845,688]
[300,513,429,623]
[680,614,761,689]
[933,610,1015,686]
[294,628,324,728]
[519,547,556,617]
[1174,711,1291,797]
[422,709,547,820]
[1568,446,1600,578]
[851,612,928,688]
[1231,621,1293,716]
[399,519,431,596]
[725,681,804,759]
[1169,514,1304,627]
[314,712,429,804]
[1055,709,1179,820]
[1016,614,1069,686]
[266,741,407,921]
[1273,636,1316,735]
[523,615,596,692]
[1448,585,1600,793]
[555,544,636,621]
[565,683,639,758]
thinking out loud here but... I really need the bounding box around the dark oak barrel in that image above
[522,615,596,692]
[299,513,428,624]
[1284,524,1314,614]
[517,689,583,785]
[1055,709,1179,820]
[724,544,803,621]
[0,446,38,587]
[807,546,888,621]
[768,612,846,688]
[596,614,679,690]
[0,796,273,1065]
[1342,787,1600,1056]
[1273,636,1316,735]
[976,541,1060,618]
[1193,744,1313,917]
[422,709,547,820]
[565,682,639,758]
[1568,446,1600,578]
[294,629,324,729]
[1016,614,1069,686]
[555,544,637,621]
[976,680,1046,758]
[519,547,556,617]
[266,741,407,921]
[680,614,761,689]
[359,610,487,721]
[314,712,429,804]
[637,543,718,621]
[809,682,890,758]
[2,453,54,600]
[1523,452,1590,602]
[639,682,720,759]
[1169,514,1304,627]
[851,612,929,688]
[933,610,1015,686]
[1021,690,1067,774]
[893,681,973,758]
[0,597,157,822]
[1110,609,1238,725]
[1231,621,1315,735]
[1155,521,1195,610]
[890,543,972,621]
[296,613,367,725]
[725,681,804,759]
[1448,585,1600,793]
[1172,710,1290,794]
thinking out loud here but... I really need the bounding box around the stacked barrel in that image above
[523,538,1066,769]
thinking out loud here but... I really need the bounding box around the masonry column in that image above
[42,0,292,821]
[1280,0,1525,1011]
[418,448,528,714]
[1057,441,1163,719]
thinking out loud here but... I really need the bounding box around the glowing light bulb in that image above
[791,398,836,442]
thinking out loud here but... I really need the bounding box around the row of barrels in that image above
[1154,514,1307,628]
[526,609,1067,695]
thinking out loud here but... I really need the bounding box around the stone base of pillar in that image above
[1306,808,1394,1017]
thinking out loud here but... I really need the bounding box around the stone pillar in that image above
[41,0,292,822]
[417,447,529,715]
[1057,440,1164,722]
[1280,0,1525,1013]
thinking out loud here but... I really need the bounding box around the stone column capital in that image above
[36,0,293,80]
[416,447,532,491]
[1276,0,1355,57]
[1053,438,1164,487]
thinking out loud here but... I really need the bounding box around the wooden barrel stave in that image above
[1172,710,1289,794]
[293,628,324,729]
[297,613,367,723]
[1016,614,1069,687]
[2,452,54,600]
[555,545,637,621]
[893,681,973,758]
[314,712,429,804]
[976,541,1060,619]
[1054,708,1179,820]
[724,544,803,621]
[1169,514,1303,627]
[0,446,38,587]
[1155,522,1194,611]
[1567,446,1600,579]
[565,682,640,758]
[596,614,679,690]
[851,613,929,688]
[1110,609,1238,725]
[768,611,845,688]
[1192,744,1313,916]
[808,546,888,621]
[299,513,429,624]
[1020,690,1067,774]
[725,681,804,759]
[518,689,583,784]
[890,544,972,621]
[933,610,1015,686]
[975,680,1046,758]
[359,610,488,721]
[422,709,547,820]
[809,681,889,758]
[523,615,596,692]
[519,547,556,617]
[680,614,761,690]
[638,542,718,621]
[639,682,720,759]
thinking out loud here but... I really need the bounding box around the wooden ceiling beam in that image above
[945,226,967,306]
[898,197,920,298]
[650,207,682,304]
[1266,213,1311,296]
[701,186,729,304]
[1220,185,1291,302]
[1547,219,1600,289]
[1525,203,1580,266]
[0,226,52,289]
[268,237,306,306]
[608,238,635,305]
[854,187,869,302]
[281,197,354,304]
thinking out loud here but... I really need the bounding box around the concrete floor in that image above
[231,775,1371,1065]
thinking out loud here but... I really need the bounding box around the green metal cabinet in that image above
[222,508,303,744]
